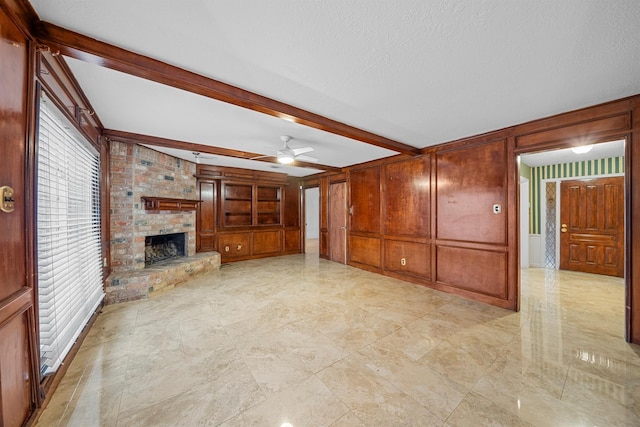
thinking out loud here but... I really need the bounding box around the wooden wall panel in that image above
[384,157,430,237]
[436,246,507,298]
[349,235,381,269]
[253,230,281,255]
[350,167,381,234]
[0,7,28,302]
[284,229,301,253]
[384,240,430,279]
[319,231,329,258]
[284,178,300,228]
[436,139,507,244]
[0,312,33,427]
[0,4,39,425]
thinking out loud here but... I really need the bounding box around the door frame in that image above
[520,176,530,269]
[303,186,320,254]
[517,135,631,341]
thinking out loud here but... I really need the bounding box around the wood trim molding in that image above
[0,0,39,36]
[141,196,201,211]
[103,129,341,173]
[35,22,420,156]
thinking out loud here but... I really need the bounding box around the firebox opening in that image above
[145,233,186,266]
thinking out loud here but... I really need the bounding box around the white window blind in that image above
[37,94,104,376]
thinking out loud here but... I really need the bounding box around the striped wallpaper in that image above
[528,156,625,234]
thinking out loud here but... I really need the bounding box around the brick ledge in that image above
[104,252,220,304]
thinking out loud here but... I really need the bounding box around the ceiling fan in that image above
[252,135,318,164]
[191,152,216,164]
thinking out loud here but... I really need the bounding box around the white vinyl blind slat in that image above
[37,94,104,376]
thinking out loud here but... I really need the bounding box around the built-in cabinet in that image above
[196,165,301,262]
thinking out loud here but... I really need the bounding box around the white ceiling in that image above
[519,139,625,168]
[29,1,640,176]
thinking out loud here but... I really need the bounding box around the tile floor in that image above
[36,250,639,426]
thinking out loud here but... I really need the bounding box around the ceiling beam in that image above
[36,22,420,156]
[103,129,342,172]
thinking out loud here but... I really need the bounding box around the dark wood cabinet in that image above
[195,165,301,262]
[221,183,282,227]
[218,232,252,259]
[253,230,281,255]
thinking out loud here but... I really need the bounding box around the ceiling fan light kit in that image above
[570,145,593,154]
[277,152,295,164]
[252,135,318,164]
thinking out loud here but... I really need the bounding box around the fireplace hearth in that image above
[145,233,186,266]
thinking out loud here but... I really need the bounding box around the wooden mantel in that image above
[141,197,201,211]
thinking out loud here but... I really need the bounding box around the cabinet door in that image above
[218,233,252,261]
[253,230,281,255]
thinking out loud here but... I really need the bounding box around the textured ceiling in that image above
[29,0,640,175]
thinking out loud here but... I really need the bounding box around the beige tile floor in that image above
[36,250,640,426]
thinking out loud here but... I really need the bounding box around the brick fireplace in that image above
[145,232,187,266]
[105,142,220,304]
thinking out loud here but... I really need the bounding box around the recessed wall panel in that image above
[436,139,507,244]
[349,235,382,269]
[436,246,507,298]
[384,157,430,237]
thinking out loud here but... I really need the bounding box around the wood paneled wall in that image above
[307,95,640,343]
[0,2,39,425]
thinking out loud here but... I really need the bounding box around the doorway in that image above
[519,138,627,335]
[328,182,347,264]
[304,187,319,255]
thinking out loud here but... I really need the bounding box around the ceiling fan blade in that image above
[295,154,318,163]
[250,154,276,160]
[292,146,314,155]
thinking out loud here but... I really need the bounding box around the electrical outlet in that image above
[401,258,406,266]
[493,204,501,214]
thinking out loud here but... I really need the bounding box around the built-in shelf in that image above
[141,196,201,211]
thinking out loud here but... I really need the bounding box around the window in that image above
[37,93,104,376]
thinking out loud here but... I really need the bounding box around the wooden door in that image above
[0,7,38,426]
[560,177,624,277]
[196,179,216,252]
[328,182,347,263]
